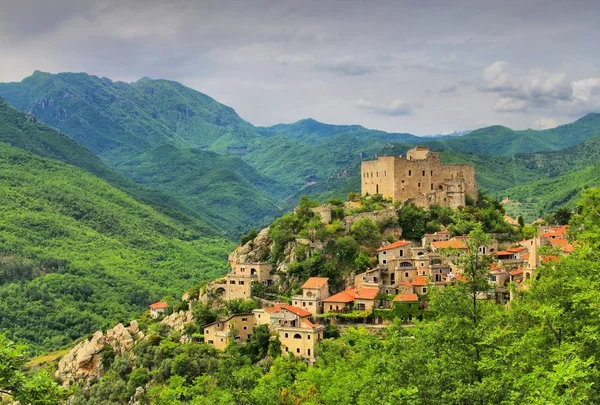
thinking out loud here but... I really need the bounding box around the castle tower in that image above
[360,146,477,209]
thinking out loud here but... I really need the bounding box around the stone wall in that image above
[360,147,477,208]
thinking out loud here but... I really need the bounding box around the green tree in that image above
[350,218,380,246]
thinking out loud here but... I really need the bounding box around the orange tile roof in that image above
[522,253,530,260]
[322,289,356,303]
[393,293,419,302]
[549,238,574,253]
[377,240,412,252]
[431,240,467,249]
[149,301,168,309]
[412,275,428,286]
[455,273,468,282]
[302,277,329,289]
[355,288,379,300]
[510,269,524,276]
[399,281,413,287]
[507,247,527,252]
[280,305,312,318]
[496,250,514,256]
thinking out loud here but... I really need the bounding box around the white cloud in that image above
[480,61,600,115]
[530,117,558,129]
[494,97,528,112]
[356,98,415,116]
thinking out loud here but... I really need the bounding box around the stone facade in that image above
[203,313,255,350]
[361,146,477,208]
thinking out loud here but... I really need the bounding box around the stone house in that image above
[149,301,168,319]
[211,261,274,301]
[321,287,380,312]
[292,277,330,315]
[361,146,477,208]
[203,313,255,350]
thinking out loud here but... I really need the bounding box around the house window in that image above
[308,349,311,356]
[382,259,387,264]
[421,263,424,267]
[307,335,311,340]
[230,280,235,284]
[294,301,298,305]
[285,347,289,352]
[239,280,244,285]
[220,338,223,342]
[400,250,404,256]
[309,302,313,306]
[297,348,300,353]
[357,303,366,310]
[384,171,387,176]
[418,182,421,188]
[431,171,433,176]
[402,179,405,183]
[205,330,209,334]
[431,184,434,190]
[242,317,247,321]
[243,326,247,330]
[405,272,409,278]
[335,305,339,310]
[293,333,302,339]
[423,288,427,294]
[382,251,387,255]
[285,333,288,338]
[422,170,425,176]
[408,170,412,176]
[208,340,213,344]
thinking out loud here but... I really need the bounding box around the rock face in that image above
[161,310,194,333]
[228,227,271,264]
[56,321,142,387]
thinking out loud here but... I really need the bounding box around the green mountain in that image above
[113,144,285,234]
[0,142,233,352]
[0,72,283,236]
[3,71,600,230]
[426,113,600,156]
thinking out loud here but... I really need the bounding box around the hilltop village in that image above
[55,146,575,385]
[173,147,573,362]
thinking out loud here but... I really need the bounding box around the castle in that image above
[361,146,478,208]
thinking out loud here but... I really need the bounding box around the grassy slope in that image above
[0,143,233,352]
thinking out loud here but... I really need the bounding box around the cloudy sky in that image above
[1,0,599,134]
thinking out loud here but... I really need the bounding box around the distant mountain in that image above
[0,142,232,352]
[3,71,600,229]
[257,118,420,143]
[425,114,600,155]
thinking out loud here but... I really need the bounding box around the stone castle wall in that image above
[361,147,477,208]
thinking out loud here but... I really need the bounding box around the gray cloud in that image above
[313,59,385,76]
[439,84,459,94]
[478,61,600,114]
[356,98,415,116]
[0,0,599,134]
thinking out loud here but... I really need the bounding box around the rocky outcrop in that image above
[56,321,142,387]
[228,227,271,265]
[161,310,194,333]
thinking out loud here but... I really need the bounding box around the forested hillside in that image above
[0,143,233,352]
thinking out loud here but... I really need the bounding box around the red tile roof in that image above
[510,269,524,276]
[302,277,329,289]
[496,250,514,256]
[399,281,413,287]
[377,240,412,252]
[507,247,527,252]
[412,275,428,286]
[549,238,574,253]
[542,255,560,264]
[393,293,419,302]
[322,289,356,303]
[280,305,312,318]
[355,288,379,300]
[431,240,467,249]
[149,301,168,309]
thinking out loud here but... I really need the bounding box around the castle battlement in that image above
[361,146,477,209]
